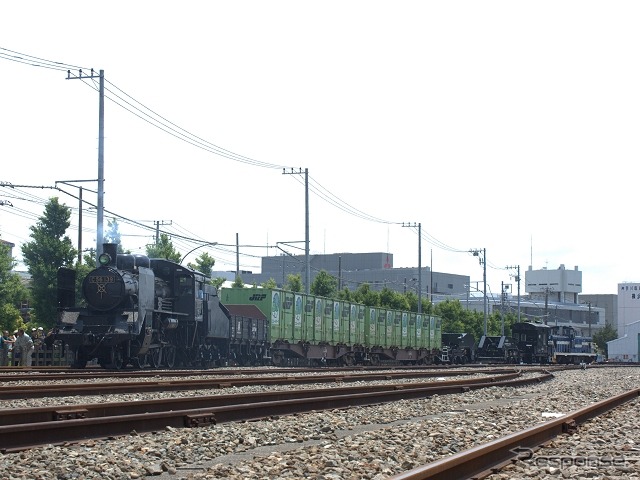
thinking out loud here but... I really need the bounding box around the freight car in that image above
[441,332,476,364]
[475,334,521,364]
[55,244,269,369]
[220,287,444,366]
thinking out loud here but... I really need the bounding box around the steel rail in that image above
[389,387,640,480]
[0,366,520,382]
[0,373,553,452]
[0,372,524,427]
[0,368,519,399]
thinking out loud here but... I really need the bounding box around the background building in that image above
[229,252,469,299]
[616,282,640,339]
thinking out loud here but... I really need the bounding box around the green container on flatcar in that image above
[293,293,304,343]
[384,310,394,348]
[364,306,377,345]
[406,313,417,348]
[313,297,324,342]
[335,300,349,344]
[300,293,315,343]
[390,310,402,347]
[322,298,335,344]
[221,287,283,342]
[352,304,365,345]
[432,315,442,350]
[332,300,342,344]
[412,313,426,348]
[279,290,295,341]
[376,308,387,347]
[400,311,409,348]
[422,315,433,350]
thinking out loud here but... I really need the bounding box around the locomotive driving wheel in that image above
[149,347,162,369]
[163,346,176,368]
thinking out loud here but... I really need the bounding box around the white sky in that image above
[1,1,639,296]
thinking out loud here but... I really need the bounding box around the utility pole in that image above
[67,69,105,260]
[56,179,99,265]
[154,220,172,244]
[506,265,521,323]
[470,248,487,336]
[236,232,240,278]
[402,222,422,313]
[67,69,105,261]
[282,168,310,294]
[542,286,554,325]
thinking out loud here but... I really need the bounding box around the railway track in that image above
[0,368,521,399]
[389,386,640,479]
[0,371,551,452]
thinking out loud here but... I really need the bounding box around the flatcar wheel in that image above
[149,347,162,369]
[370,354,380,366]
[107,350,124,370]
[163,346,176,369]
[272,350,284,366]
[342,354,355,366]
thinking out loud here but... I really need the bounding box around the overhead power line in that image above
[1,47,468,257]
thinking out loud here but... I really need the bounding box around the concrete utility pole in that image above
[67,69,105,261]
[542,286,554,325]
[506,264,521,323]
[470,248,487,336]
[55,179,99,265]
[154,220,172,244]
[402,222,422,313]
[282,168,310,294]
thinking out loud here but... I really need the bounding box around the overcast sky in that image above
[1,1,639,296]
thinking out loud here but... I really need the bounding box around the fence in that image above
[2,341,74,367]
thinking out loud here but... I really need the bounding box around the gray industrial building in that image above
[229,251,469,298]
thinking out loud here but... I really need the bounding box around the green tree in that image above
[310,270,338,298]
[286,273,303,292]
[262,278,278,289]
[0,240,29,332]
[337,286,354,302]
[232,275,245,288]
[146,234,181,262]
[351,283,380,306]
[188,252,215,277]
[592,322,617,357]
[21,198,77,328]
[379,287,410,310]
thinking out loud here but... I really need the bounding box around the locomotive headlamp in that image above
[98,252,112,266]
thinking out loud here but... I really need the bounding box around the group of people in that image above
[0,327,46,367]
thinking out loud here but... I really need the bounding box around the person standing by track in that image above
[13,328,34,367]
[0,331,5,366]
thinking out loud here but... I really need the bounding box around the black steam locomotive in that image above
[56,244,268,369]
